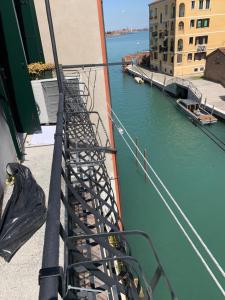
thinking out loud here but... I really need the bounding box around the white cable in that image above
[109,105,225,279]
[110,118,225,297]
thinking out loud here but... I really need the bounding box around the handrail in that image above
[39,1,177,299]
[166,77,202,100]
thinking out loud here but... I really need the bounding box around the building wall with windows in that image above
[149,0,176,75]
[149,0,225,76]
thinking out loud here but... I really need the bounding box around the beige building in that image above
[149,0,225,76]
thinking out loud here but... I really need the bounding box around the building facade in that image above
[149,0,225,76]
[204,47,225,86]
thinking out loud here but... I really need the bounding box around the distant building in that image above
[204,48,225,86]
[149,0,225,76]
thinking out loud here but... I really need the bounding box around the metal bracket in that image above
[39,266,64,297]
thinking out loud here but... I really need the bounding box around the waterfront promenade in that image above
[186,78,225,119]
[127,65,225,119]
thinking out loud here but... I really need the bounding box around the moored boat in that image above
[177,98,217,125]
[134,76,144,84]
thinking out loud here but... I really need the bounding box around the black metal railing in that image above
[39,1,178,299]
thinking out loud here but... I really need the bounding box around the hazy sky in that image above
[103,0,151,31]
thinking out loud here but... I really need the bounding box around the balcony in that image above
[197,45,206,52]
[164,30,168,37]
[159,45,168,53]
[151,46,158,51]
[152,31,158,37]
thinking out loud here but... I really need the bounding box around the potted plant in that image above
[28,62,55,80]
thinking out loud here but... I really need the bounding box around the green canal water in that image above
[107,32,225,299]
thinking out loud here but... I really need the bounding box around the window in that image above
[194,52,206,60]
[171,56,174,63]
[154,52,158,59]
[203,19,210,27]
[194,68,198,72]
[195,36,208,45]
[199,0,204,9]
[206,0,210,9]
[197,19,210,28]
[179,3,185,17]
[155,8,158,18]
[171,21,174,32]
[150,10,153,19]
[191,1,195,9]
[178,39,183,51]
[177,54,182,63]
[160,13,163,24]
[165,5,168,15]
[200,67,205,71]
[163,54,168,62]
[188,53,193,60]
[171,4,176,18]
[179,21,184,30]
[197,20,202,28]
[189,37,194,44]
[190,20,195,27]
[170,39,174,51]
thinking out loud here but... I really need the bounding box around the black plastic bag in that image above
[0,163,46,262]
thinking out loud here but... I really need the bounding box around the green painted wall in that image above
[14,0,45,63]
[0,0,41,134]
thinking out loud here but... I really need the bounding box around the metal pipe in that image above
[39,2,65,298]
[62,61,132,69]
[45,0,63,93]
[39,92,64,300]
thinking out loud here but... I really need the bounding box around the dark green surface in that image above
[107,32,225,300]
[0,73,22,159]
[0,0,40,133]
[14,0,45,63]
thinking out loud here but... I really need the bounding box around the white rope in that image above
[109,105,225,279]
[109,116,225,297]
[68,285,108,294]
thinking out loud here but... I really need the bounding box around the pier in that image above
[126,65,225,120]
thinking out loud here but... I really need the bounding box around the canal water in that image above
[107,31,225,300]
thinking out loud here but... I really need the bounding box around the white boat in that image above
[177,98,217,125]
[134,77,144,84]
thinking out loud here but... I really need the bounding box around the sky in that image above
[103,0,152,31]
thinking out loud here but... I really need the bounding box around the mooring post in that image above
[144,149,147,182]
[135,137,138,167]
[204,97,207,109]
[163,75,166,92]
[151,72,153,87]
